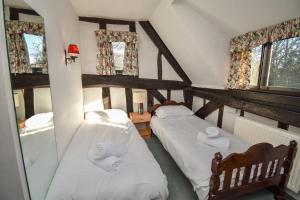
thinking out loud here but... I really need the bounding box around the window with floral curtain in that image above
[227,17,300,90]
[5,21,47,74]
[95,29,139,76]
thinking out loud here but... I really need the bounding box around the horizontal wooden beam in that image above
[191,87,300,113]
[11,74,50,89]
[82,74,190,89]
[79,16,135,26]
[139,21,192,84]
[191,87,300,128]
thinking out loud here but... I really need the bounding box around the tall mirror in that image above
[3,0,58,199]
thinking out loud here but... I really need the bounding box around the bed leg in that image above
[274,186,286,200]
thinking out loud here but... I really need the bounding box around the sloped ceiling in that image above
[182,0,300,37]
[69,0,300,87]
[69,0,161,20]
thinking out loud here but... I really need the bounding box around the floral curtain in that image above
[227,17,300,89]
[95,29,139,76]
[5,20,47,74]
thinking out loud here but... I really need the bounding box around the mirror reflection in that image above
[3,0,58,199]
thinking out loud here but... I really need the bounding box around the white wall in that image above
[150,0,230,88]
[24,0,84,160]
[14,88,53,121]
[79,20,185,111]
[0,1,29,199]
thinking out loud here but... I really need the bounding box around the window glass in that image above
[268,37,300,89]
[112,42,126,72]
[250,45,262,86]
[23,33,44,68]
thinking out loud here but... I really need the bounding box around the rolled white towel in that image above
[89,155,122,173]
[206,127,220,138]
[197,132,230,150]
[88,142,128,161]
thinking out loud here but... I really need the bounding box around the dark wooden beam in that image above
[82,74,190,90]
[191,87,300,113]
[183,88,193,109]
[24,89,34,119]
[147,90,154,111]
[240,110,245,117]
[157,51,162,80]
[11,74,50,89]
[195,101,223,119]
[10,7,39,20]
[167,90,171,100]
[99,22,106,29]
[79,16,135,26]
[125,88,133,113]
[191,87,300,128]
[217,105,224,128]
[148,89,166,104]
[277,122,289,130]
[139,21,192,84]
[102,87,111,109]
[129,23,136,32]
[79,16,136,32]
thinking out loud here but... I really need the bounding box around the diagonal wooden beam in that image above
[195,101,223,119]
[147,89,166,104]
[139,21,192,84]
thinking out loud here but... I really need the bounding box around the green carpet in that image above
[145,136,298,200]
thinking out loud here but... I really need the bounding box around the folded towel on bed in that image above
[206,127,220,138]
[89,155,122,173]
[197,132,230,150]
[88,142,128,162]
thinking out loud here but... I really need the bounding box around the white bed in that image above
[46,110,168,200]
[151,115,250,200]
[20,113,58,200]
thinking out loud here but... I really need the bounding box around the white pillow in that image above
[85,109,129,125]
[155,105,193,118]
[25,112,53,129]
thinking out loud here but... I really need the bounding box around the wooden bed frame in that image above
[149,101,298,200]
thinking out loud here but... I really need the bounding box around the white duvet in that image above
[46,119,168,200]
[151,115,250,200]
[20,122,58,200]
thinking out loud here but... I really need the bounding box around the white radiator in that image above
[234,116,300,193]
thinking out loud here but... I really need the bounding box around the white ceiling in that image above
[69,0,162,20]
[182,0,300,37]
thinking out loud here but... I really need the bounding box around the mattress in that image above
[46,118,168,200]
[20,123,58,200]
[151,115,250,200]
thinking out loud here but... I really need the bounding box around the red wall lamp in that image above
[65,44,80,65]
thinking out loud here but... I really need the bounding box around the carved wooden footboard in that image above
[208,141,297,200]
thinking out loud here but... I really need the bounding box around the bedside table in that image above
[129,112,151,139]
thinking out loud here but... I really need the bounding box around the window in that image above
[250,45,262,86]
[112,42,126,75]
[23,33,45,68]
[250,37,300,91]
